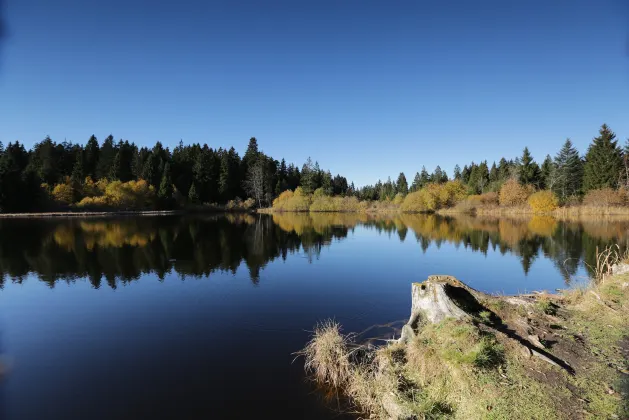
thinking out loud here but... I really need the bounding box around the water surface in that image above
[1,213,627,419]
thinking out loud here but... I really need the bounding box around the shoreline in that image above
[0,209,256,219]
[300,264,629,419]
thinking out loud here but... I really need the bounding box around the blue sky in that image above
[0,0,628,186]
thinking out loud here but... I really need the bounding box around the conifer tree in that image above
[453,165,462,180]
[489,162,498,183]
[84,135,99,179]
[96,135,116,179]
[159,162,174,200]
[540,155,555,190]
[419,166,430,188]
[109,151,121,180]
[583,124,622,191]
[188,183,199,203]
[396,172,408,195]
[410,172,421,192]
[518,147,541,186]
[554,139,583,200]
[71,152,84,185]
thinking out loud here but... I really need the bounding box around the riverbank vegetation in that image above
[299,249,629,419]
[2,123,628,215]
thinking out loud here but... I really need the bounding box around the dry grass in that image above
[301,258,629,419]
[297,320,353,389]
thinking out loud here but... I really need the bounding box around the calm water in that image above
[1,213,628,419]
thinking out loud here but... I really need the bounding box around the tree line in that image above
[356,124,628,203]
[0,136,352,212]
[0,123,625,212]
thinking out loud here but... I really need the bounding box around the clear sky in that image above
[1,0,628,186]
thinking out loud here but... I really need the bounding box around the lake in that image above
[0,213,627,419]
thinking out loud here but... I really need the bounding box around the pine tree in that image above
[396,172,408,195]
[433,166,443,184]
[410,172,421,192]
[497,158,510,181]
[71,152,84,185]
[84,135,99,179]
[109,151,121,180]
[419,166,430,187]
[583,124,622,191]
[96,135,116,179]
[188,183,199,203]
[321,170,333,195]
[489,162,498,183]
[518,147,539,185]
[300,157,318,193]
[554,138,583,200]
[158,162,174,200]
[453,165,462,180]
[540,155,555,190]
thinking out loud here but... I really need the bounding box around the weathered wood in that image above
[400,275,480,343]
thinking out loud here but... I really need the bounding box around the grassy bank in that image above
[299,252,629,419]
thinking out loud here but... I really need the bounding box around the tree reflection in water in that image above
[0,213,627,288]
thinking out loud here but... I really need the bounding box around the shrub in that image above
[310,195,336,212]
[401,181,467,212]
[273,187,312,211]
[527,190,559,213]
[76,196,109,208]
[479,191,499,205]
[82,176,101,197]
[583,188,625,207]
[439,180,467,207]
[392,193,405,206]
[499,179,532,206]
[52,182,74,205]
[272,190,294,209]
[243,198,256,210]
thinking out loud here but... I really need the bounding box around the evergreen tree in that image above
[84,135,99,179]
[300,157,318,193]
[539,154,555,190]
[489,162,498,183]
[158,162,174,200]
[518,147,541,186]
[410,172,421,192]
[188,183,199,203]
[433,166,444,184]
[583,124,622,191]
[453,165,462,180]
[109,151,121,180]
[142,153,159,186]
[497,158,510,181]
[71,152,84,185]
[554,138,583,200]
[396,172,408,195]
[468,161,489,193]
[461,165,471,184]
[419,166,430,188]
[321,170,333,195]
[96,135,116,179]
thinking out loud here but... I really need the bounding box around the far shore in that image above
[259,206,629,221]
[0,208,257,219]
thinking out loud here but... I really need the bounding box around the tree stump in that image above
[400,275,486,343]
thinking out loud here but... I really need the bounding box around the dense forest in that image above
[0,123,626,213]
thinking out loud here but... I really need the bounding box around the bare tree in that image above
[244,160,265,207]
